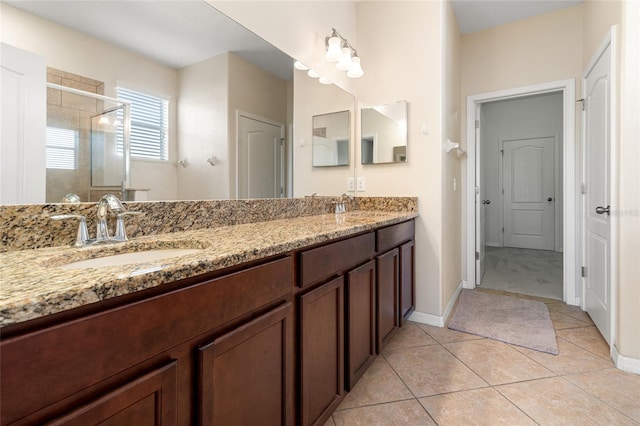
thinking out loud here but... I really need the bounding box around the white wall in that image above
[0,2,179,200]
[480,93,563,249]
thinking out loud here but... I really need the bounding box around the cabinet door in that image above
[399,240,415,323]
[199,303,293,426]
[47,361,178,425]
[376,249,399,352]
[345,260,376,390]
[300,277,344,425]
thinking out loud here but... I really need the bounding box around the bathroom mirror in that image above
[1,1,357,203]
[361,101,408,164]
[312,111,350,167]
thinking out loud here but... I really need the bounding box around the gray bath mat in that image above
[448,290,559,354]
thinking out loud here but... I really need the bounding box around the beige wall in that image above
[0,2,179,201]
[441,0,463,311]
[177,54,230,200]
[355,0,445,315]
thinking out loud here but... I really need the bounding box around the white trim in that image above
[581,26,617,349]
[612,345,640,375]
[408,280,464,327]
[465,79,577,305]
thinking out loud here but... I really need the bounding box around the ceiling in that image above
[452,0,583,34]
[4,0,294,80]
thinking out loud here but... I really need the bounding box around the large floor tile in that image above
[416,322,483,344]
[497,377,637,425]
[383,321,437,351]
[512,339,613,375]
[419,387,537,425]
[384,344,487,397]
[332,400,435,426]
[546,302,595,325]
[338,357,414,410]
[549,309,593,330]
[444,339,555,385]
[565,368,640,422]
[556,326,610,359]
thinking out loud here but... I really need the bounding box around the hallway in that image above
[479,246,563,300]
[325,292,640,425]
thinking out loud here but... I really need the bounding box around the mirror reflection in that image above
[312,111,350,167]
[361,101,408,164]
[1,0,300,203]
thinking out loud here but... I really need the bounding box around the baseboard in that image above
[612,345,640,375]
[408,281,464,328]
[485,242,501,247]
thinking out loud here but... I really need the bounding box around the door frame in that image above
[581,27,617,348]
[464,79,578,306]
[235,110,285,199]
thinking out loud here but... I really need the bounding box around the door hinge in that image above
[581,266,587,278]
[500,149,504,156]
[475,120,480,129]
[502,227,504,233]
[502,188,504,194]
[475,251,480,260]
[581,183,586,194]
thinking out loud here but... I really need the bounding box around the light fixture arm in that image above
[326,28,357,56]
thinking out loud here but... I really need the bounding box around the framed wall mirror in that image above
[312,110,350,167]
[360,101,408,164]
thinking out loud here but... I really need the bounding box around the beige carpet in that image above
[448,290,559,355]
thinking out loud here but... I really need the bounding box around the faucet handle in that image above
[113,211,144,242]
[51,214,90,247]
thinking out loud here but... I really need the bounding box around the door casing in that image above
[464,79,578,306]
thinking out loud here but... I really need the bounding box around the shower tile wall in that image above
[46,68,105,203]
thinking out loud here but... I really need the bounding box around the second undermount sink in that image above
[58,248,203,270]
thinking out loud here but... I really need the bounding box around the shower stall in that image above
[46,82,130,202]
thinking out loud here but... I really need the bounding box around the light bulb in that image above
[307,69,320,78]
[346,56,364,78]
[325,36,342,62]
[294,61,309,71]
[318,77,332,85]
[336,47,352,71]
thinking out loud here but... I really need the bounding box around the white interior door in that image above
[583,41,612,344]
[502,137,555,250]
[237,115,283,199]
[1,43,46,204]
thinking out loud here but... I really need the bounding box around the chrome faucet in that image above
[334,193,354,214]
[95,194,125,243]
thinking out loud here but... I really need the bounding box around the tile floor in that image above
[325,291,640,425]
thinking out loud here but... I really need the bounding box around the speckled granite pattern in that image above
[0,210,417,327]
[0,197,417,252]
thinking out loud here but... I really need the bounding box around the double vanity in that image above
[0,197,417,425]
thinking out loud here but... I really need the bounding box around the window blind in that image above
[116,87,168,161]
[46,127,77,170]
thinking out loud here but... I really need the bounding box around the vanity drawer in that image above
[299,233,375,288]
[0,256,292,425]
[376,220,415,253]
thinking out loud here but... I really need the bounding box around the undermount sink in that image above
[58,248,203,270]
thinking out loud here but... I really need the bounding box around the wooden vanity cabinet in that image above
[375,248,400,351]
[399,240,416,323]
[0,257,292,426]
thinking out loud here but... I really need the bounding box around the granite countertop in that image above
[0,211,417,328]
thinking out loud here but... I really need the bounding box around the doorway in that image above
[465,79,578,306]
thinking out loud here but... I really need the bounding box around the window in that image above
[46,127,77,169]
[116,87,168,161]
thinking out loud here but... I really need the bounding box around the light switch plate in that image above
[357,176,366,192]
[347,177,355,191]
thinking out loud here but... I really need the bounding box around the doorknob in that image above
[595,205,610,215]
[547,197,554,202]
[483,200,491,205]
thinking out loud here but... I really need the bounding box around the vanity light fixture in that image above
[325,28,364,78]
[294,60,309,71]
